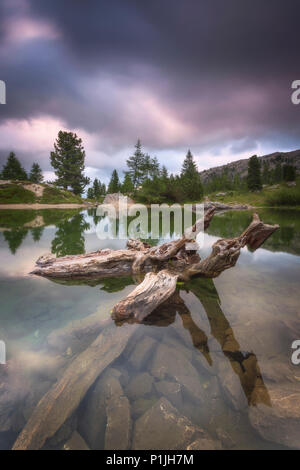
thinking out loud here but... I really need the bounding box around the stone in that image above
[154,381,183,409]
[249,383,300,449]
[131,397,158,418]
[0,367,28,433]
[216,428,235,449]
[128,336,157,371]
[63,431,89,450]
[150,344,205,403]
[132,397,209,450]
[187,438,222,450]
[194,351,218,376]
[78,368,122,450]
[105,395,131,450]
[44,414,77,449]
[125,372,154,400]
[217,359,248,411]
[164,335,193,361]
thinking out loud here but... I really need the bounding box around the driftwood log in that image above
[31,209,279,323]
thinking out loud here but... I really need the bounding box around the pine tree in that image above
[283,164,296,182]
[161,165,169,182]
[262,161,270,185]
[121,172,134,194]
[50,131,90,195]
[108,169,120,193]
[126,140,145,188]
[93,178,102,199]
[87,187,95,199]
[180,150,203,201]
[273,163,283,183]
[29,163,44,183]
[101,183,106,195]
[247,155,262,191]
[1,152,27,181]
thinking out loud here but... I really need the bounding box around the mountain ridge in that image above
[199,149,300,184]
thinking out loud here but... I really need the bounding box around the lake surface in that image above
[0,208,299,450]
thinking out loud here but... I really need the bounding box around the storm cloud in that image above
[0,0,299,181]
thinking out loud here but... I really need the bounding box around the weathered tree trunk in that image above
[31,210,278,323]
[112,213,279,321]
[31,208,216,278]
[112,270,179,322]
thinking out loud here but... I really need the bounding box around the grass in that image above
[39,186,83,204]
[265,186,300,206]
[206,180,300,208]
[0,182,85,204]
[0,184,36,204]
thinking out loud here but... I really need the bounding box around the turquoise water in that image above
[0,208,299,450]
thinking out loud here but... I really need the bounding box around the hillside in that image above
[0,180,85,205]
[199,149,300,184]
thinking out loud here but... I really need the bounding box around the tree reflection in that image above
[51,213,90,257]
[3,229,28,254]
[31,227,44,242]
[116,276,271,408]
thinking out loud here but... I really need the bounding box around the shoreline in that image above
[0,203,97,210]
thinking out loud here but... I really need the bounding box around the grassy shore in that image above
[206,181,300,208]
[0,182,84,205]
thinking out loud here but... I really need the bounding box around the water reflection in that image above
[51,213,90,257]
[1,208,299,257]
[208,209,300,256]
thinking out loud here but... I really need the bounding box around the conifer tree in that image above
[29,163,44,183]
[180,150,203,201]
[1,152,27,181]
[107,169,120,193]
[121,172,134,194]
[247,155,262,191]
[50,131,90,195]
[126,140,145,188]
[87,187,94,199]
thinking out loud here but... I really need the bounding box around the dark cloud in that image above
[0,0,300,175]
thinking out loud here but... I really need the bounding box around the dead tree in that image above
[31,209,279,323]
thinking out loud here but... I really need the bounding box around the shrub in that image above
[266,187,300,206]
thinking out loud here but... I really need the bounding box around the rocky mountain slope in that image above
[199,149,300,184]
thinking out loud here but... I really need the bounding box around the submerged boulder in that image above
[132,397,221,450]
[128,336,157,371]
[249,383,300,449]
[217,359,248,411]
[63,431,89,450]
[150,343,205,403]
[154,380,183,409]
[125,372,154,400]
[105,395,131,450]
[78,368,122,449]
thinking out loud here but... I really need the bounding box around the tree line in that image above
[204,154,297,194]
[0,152,44,183]
[1,129,297,201]
[103,140,204,203]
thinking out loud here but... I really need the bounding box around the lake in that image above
[0,208,299,450]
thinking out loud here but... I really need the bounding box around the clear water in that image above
[0,208,299,450]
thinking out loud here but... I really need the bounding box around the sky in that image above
[0,0,300,183]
